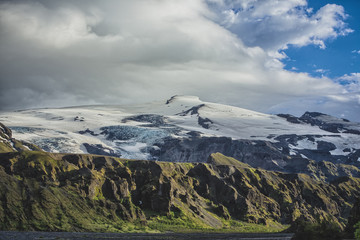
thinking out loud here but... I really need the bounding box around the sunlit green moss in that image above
[1,149,360,234]
[0,142,14,153]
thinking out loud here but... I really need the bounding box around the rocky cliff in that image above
[0,150,359,232]
[0,123,360,234]
[0,123,41,153]
[2,97,360,173]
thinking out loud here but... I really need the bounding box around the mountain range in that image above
[1,95,359,178]
[1,96,360,238]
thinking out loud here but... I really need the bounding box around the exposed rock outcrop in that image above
[154,136,360,179]
[0,123,41,153]
[0,150,359,232]
[1,121,360,234]
[278,111,360,135]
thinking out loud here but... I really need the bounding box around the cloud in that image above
[315,69,328,74]
[339,73,360,82]
[352,50,360,54]
[337,73,360,95]
[0,2,103,48]
[210,0,352,51]
[268,95,360,120]
[0,0,358,121]
[330,73,360,105]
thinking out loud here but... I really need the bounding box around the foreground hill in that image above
[1,123,360,238]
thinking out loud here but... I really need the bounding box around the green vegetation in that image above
[0,142,14,153]
[291,219,343,240]
[0,151,284,233]
[0,123,360,236]
[147,214,208,232]
[355,222,360,239]
[147,214,286,233]
[207,152,251,168]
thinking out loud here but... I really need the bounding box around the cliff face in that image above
[1,121,359,233]
[0,149,359,232]
[0,123,41,153]
[2,98,360,172]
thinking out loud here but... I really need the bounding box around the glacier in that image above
[1,95,360,171]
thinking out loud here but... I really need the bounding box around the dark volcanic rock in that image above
[99,125,177,142]
[198,117,213,129]
[122,114,166,127]
[299,111,360,134]
[155,136,286,170]
[178,104,205,116]
[277,114,302,124]
[165,95,177,104]
[74,116,85,122]
[273,134,356,164]
[83,143,120,157]
[348,150,360,164]
[300,112,340,133]
[317,141,336,152]
[0,123,12,140]
[152,134,360,181]
[186,131,202,138]
[344,129,360,135]
[78,128,98,136]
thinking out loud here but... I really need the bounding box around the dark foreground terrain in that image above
[0,231,294,240]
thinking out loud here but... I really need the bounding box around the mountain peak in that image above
[300,111,351,123]
[165,95,202,105]
[301,112,326,118]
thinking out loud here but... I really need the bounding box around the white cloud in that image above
[324,73,360,112]
[0,2,103,48]
[338,73,360,83]
[315,69,329,74]
[0,0,358,121]
[210,0,352,51]
[352,50,360,54]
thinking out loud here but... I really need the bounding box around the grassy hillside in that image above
[0,150,359,234]
[0,122,360,238]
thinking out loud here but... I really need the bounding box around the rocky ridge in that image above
[0,123,360,233]
[0,123,41,153]
[1,96,359,175]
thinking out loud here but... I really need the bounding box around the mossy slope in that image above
[0,150,359,233]
[0,123,359,233]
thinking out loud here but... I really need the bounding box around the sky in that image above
[0,0,359,121]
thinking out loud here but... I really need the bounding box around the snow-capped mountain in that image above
[1,95,359,171]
